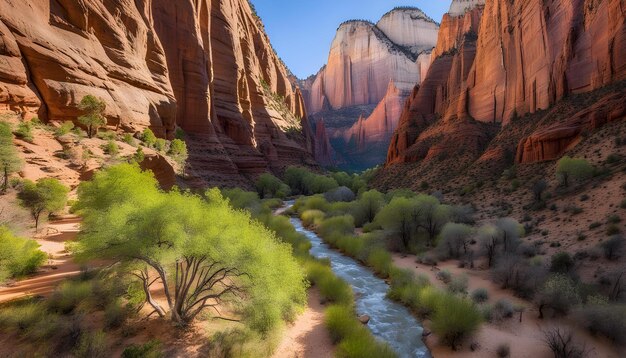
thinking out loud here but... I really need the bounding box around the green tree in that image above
[168,139,188,175]
[556,156,594,187]
[356,190,384,224]
[0,122,23,192]
[75,164,306,330]
[0,226,46,282]
[17,178,69,231]
[256,173,290,199]
[375,197,417,250]
[536,274,580,319]
[78,95,107,138]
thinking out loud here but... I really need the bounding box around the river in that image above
[290,215,431,358]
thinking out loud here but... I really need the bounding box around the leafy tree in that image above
[133,147,145,163]
[78,95,106,138]
[168,139,188,175]
[479,225,499,268]
[535,274,580,319]
[18,178,69,231]
[439,223,474,259]
[414,195,450,246]
[532,179,548,202]
[556,156,594,187]
[255,173,290,199]
[355,189,384,225]
[375,197,417,250]
[601,235,624,260]
[495,218,524,253]
[0,226,46,282]
[550,252,574,274]
[75,164,306,330]
[0,122,23,192]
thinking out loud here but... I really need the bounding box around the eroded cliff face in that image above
[387,0,626,168]
[301,7,439,169]
[0,0,315,187]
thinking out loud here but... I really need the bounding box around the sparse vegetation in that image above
[0,121,23,192]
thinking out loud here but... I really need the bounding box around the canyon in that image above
[384,0,626,185]
[0,0,315,187]
[300,7,439,170]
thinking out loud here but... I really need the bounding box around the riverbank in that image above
[393,255,620,358]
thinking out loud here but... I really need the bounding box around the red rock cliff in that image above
[387,0,626,166]
[0,0,315,187]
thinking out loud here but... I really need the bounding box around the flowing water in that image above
[289,214,431,357]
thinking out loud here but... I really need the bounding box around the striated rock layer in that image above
[0,0,315,187]
[301,7,439,169]
[387,0,626,168]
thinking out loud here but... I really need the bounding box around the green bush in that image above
[536,274,581,318]
[306,261,353,305]
[325,305,395,358]
[102,140,119,157]
[283,166,339,195]
[122,340,163,358]
[103,300,128,329]
[431,294,482,350]
[447,275,469,295]
[48,281,94,314]
[556,156,594,187]
[55,121,75,137]
[318,215,354,238]
[141,128,157,147]
[122,133,136,146]
[366,248,393,278]
[301,210,325,227]
[74,330,108,358]
[154,138,167,153]
[0,301,47,331]
[97,131,116,141]
[0,226,46,282]
[15,121,34,142]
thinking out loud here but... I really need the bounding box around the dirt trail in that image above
[272,288,334,358]
[0,218,82,303]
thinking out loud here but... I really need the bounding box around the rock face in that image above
[387,0,626,167]
[301,7,439,169]
[0,0,315,187]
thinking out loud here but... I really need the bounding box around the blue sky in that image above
[250,1,450,79]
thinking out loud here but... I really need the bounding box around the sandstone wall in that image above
[0,0,315,186]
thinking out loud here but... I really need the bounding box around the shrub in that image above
[589,222,601,229]
[556,156,594,187]
[122,340,163,358]
[154,138,167,153]
[301,210,325,227]
[122,133,136,146]
[74,330,108,358]
[447,275,469,296]
[575,304,626,344]
[431,294,482,350]
[497,343,511,358]
[324,186,356,203]
[324,305,362,343]
[607,215,622,224]
[621,199,626,209]
[0,227,46,282]
[336,332,396,358]
[54,121,75,137]
[438,223,473,259]
[318,215,354,238]
[493,299,514,320]
[102,140,119,157]
[437,270,452,284]
[600,235,624,260]
[471,288,489,304]
[104,300,128,329]
[15,121,34,142]
[283,166,338,195]
[306,262,353,305]
[550,252,575,273]
[141,128,157,147]
[366,248,393,278]
[606,224,621,236]
[48,281,93,314]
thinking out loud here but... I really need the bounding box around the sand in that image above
[392,255,621,358]
[273,289,334,358]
